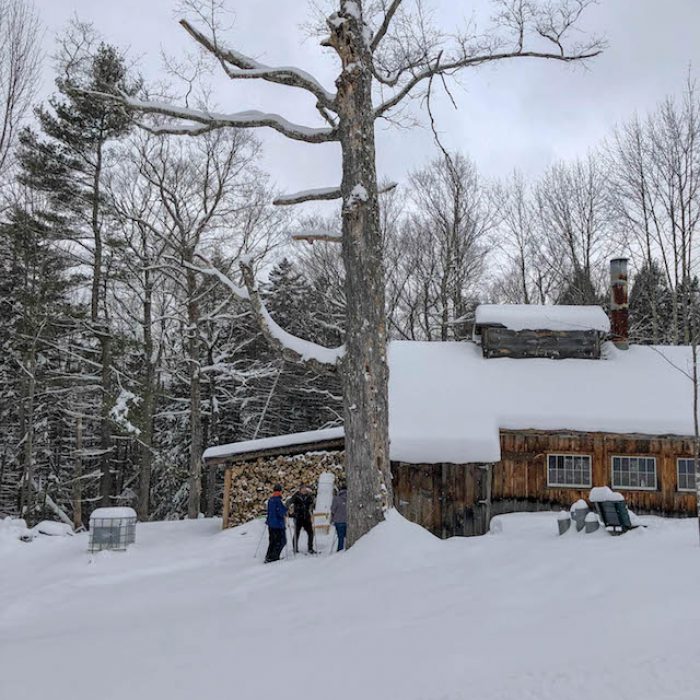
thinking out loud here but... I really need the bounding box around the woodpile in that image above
[226,451,345,527]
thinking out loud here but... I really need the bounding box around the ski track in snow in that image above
[1,512,699,700]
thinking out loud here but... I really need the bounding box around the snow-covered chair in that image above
[588,487,634,535]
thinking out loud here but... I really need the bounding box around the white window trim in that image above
[546,453,592,488]
[610,455,657,492]
[676,458,696,493]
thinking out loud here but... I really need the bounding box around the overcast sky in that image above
[36,0,700,196]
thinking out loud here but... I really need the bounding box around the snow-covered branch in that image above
[180,19,337,109]
[182,256,343,370]
[273,186,341,206]
[97,93,337,144]
[290,230,343,244]
[274,181,396,207]
[239,259,344,371]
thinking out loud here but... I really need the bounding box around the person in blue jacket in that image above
[265,483,288,563]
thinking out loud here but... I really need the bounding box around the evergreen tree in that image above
[17,38,140,506]
[629,260,673,344]
[242,259,343,439]
[557,267,602,306]
[0,205,76,522]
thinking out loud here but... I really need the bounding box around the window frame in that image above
[610,455,658,491]
[676,458,697,493]
[546,453,593,488]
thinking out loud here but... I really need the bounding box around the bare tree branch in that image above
[96,93,338,144]
[179,18,337,109]
[370,0,404,52]
[375,44,602,118]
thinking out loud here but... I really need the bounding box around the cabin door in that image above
[440,463,492,538]
[392,462,492,538]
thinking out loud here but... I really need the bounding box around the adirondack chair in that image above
[589,487,636,535]
[592,500,634,534]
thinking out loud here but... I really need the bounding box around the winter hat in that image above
[273,483,283,492]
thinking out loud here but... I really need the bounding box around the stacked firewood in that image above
[228,451,345,526]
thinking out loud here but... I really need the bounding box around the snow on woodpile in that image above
[388,341,699,464]
[203,427,344,461]
[475,304,611,332]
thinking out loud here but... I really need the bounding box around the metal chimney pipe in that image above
[610,258,629,349]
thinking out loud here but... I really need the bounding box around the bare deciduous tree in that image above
[0,0,40,186]
[98,0,603,544]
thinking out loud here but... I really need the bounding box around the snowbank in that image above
[33,521,74,536]
[1,512,699,700]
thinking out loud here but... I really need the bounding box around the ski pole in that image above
[254,522,267,560]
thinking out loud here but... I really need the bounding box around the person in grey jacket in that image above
[330,483,347,551]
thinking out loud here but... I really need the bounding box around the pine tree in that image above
[629,260,673,344]
[17,39,140,506]
[0,205,75,523]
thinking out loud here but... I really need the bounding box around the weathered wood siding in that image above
[217,429,696,536]
[392,462,491,537]
[495,430,696,516]
[481,328,600,359]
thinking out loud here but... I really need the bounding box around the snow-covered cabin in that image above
[205,259,698,537]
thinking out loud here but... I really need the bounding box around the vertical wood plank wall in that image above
[222,430,696,537]
[393,430,695,538]
[495,430,696,517]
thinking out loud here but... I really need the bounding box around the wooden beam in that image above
[222,468,232,530]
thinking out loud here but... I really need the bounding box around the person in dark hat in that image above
[287,483,316,554]
[264,483,287,563]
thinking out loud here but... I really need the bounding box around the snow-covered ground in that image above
[2,511,699,700]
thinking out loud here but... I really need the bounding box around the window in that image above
[677,458,697,492]
[547,454,592,488]
[611,456,657,490]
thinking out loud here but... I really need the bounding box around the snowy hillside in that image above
[2,512,700,700]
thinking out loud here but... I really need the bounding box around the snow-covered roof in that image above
[205,341,698,466]
[388,341,696,463]
[475,304,611,333]
[203,427,344,462]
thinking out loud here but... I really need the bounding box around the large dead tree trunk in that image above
[332,8,392,545]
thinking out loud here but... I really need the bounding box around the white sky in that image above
[35,0,700,196]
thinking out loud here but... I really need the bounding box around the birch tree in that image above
[98,0,602,544]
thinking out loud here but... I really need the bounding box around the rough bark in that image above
[138,263,155,520]
[72,416,83,529]
[186,266,203,519]
[693,332,700,545]
[329,3,393,546]
[97,331,113,505]
[19,349,35,521]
